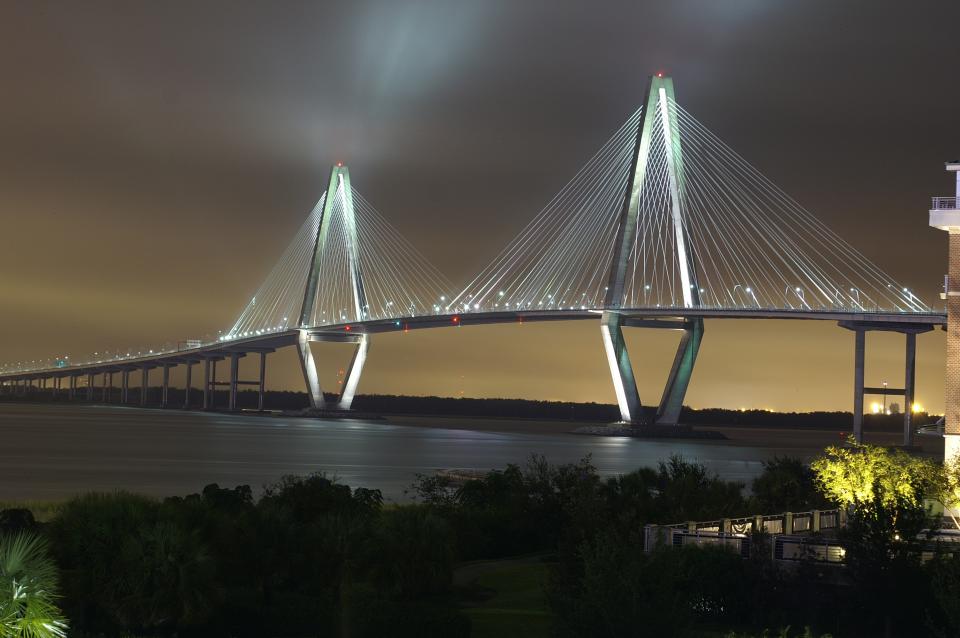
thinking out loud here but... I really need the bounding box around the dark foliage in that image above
[925,554,960,637]
[0,507,37,535]
[29,452,960,637]
[751,456,831,512]
[45,477,466,637]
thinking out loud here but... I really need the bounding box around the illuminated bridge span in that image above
[0,75,944,444]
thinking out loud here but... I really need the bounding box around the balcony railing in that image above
[933,196,958,210]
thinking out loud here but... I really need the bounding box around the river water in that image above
[0,402,929,502]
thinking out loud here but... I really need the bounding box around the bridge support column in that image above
[101,372,108,402]
[258,352,267,411]
[210,359,218,409]
[184,362,193,409]
[904,332,917,447]
[140,365,148,406]
[656,318,704,425]
[86,374,94,401]
[161,364,171,408]
[202,359,211,410]
[68,375,76,400]
[228,353,241,411]
[853,329,865,444]
[121,370,129,403]
[107,372,113,403]
[841,321,930,446]
[600,312,642,423]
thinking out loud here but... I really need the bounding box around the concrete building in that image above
[929,161,960,460]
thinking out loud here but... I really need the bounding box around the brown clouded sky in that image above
[1,0,958,412]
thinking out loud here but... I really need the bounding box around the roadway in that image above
[0,307,946,381]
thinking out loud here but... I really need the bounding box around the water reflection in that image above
[0,403,828,502]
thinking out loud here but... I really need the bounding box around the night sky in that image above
[2,1,958,412]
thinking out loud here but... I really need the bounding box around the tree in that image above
[810,438,938,515]
[0,532,68,638]
[751,457,829,513]
[811,439,938,637]
[549,536,749,638]
[937,451,960,530]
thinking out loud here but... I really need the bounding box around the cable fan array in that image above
[228,194,326,338]
[227,182,453,339]
[449,110,642,313]
[452,96,928,315]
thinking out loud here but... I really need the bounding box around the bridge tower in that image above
[930,160,960,460]
[297,163,370,411]
[602,74,703,425]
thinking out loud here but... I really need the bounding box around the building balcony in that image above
[933,196,958,210]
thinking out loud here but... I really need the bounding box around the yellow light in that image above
[870,402,882,414]
[912,403,924,413]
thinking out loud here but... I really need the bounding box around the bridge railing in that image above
[933,196,958,210]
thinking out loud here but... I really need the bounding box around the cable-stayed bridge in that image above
[0,75,944,444]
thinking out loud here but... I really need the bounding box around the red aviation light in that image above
[656,71,664,78]
[452,316,460,324]
[344,325,351,331]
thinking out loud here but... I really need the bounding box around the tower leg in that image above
[853,329,865,443]
[656,318,704,425]
[337,334,369,410]
[903,332,916,447]
[600,311,643,423]
[298,330,325,409]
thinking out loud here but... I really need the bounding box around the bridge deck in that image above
[0,308,945,380]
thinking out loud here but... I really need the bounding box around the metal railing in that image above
[646,508,843,542]
[644,510,960,566]
[932,196,958,210]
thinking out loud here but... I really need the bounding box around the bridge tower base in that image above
[298,329,369,412]
[602,313,704,425]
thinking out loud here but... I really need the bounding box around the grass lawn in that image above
[457,558,553,638]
